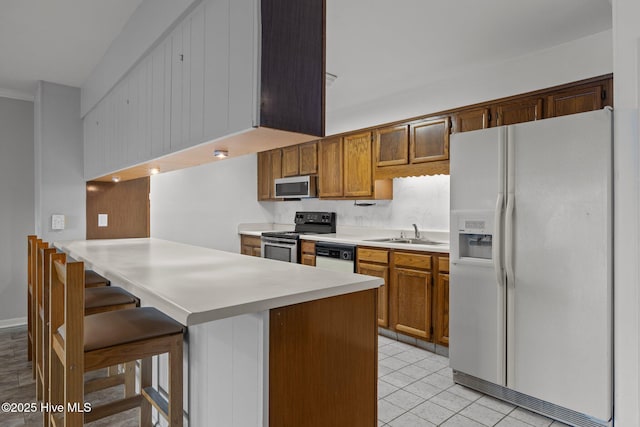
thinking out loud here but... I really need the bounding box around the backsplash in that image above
[264,174,450,231]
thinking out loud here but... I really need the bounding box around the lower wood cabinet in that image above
[357,246,448,346]
[300,240,316,266]
[241,235,262,257]
[392,252,433,340]
[434,257,449,346]
[357,247,390,327]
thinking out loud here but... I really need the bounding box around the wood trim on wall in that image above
[86,177,150,239]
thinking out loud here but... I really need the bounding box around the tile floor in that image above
[1,325,568,427]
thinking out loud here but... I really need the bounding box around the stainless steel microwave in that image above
[274,175,317,198]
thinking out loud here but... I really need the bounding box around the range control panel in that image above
[295,211,336,225]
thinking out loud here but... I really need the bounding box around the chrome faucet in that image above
[412,224,420,239]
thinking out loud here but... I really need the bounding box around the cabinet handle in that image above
[179,54,184,62]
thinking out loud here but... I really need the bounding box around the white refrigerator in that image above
[449,108,612,427]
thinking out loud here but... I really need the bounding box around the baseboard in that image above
[0,317,27,329]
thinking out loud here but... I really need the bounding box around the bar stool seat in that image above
[84,287,138,314]
[57,307,183,352]
[84,270,110,287]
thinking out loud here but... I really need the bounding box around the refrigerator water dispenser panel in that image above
[458,234,492,259]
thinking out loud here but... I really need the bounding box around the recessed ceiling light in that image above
[149,167,160,175]
[111,176,121,183]
[214,149,229,159]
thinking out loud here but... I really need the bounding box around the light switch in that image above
[98,214,108,227]
[51,214,65,230]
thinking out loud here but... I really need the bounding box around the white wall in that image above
[327,30,612,134]
[266,175,450,231]
[150,154,272,252]
[81,0,198,116]
[0,97,34,325]
[612,0,640,425]
[34,82,86,243]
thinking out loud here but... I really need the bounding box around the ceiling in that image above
[0,0,612,105]
[0,0,143,100]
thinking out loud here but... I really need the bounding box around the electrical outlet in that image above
[51,214,65,230]
[98,214,108,227]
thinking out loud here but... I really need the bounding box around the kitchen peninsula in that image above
[54,238,382,427]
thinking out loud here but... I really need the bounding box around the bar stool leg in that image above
[140,357,153,427]
[124,362,136,397]
[169,337,184,427]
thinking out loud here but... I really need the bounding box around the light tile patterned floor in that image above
[377,335,570,427]
[1,325,570,426]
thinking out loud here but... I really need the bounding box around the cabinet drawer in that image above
[438,257,449,273]
[394,252,431,269]
[301,240,316,254]
[357,248,389,264]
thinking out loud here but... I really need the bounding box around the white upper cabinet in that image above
[83,0,325,181]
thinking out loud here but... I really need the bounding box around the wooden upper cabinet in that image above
[257,151,271,201]
[318,137,343,197]
[282,146,299,177]
[452,108,489,133]
[546,84,604,118]
[299,141,318,175]
[257,149,282,200]
[374,125,409,167]
[494,97,543,126]
[410,118,450,164]
[343,132,373,198]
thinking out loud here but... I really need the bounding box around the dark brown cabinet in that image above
[452,108,490,133]
[374,125,409,167]
[494,97,543,126]
[410,118,449,164]
[546,84,605,118]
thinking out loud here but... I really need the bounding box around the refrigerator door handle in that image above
[505,193,515,285]
[493,193,504,286]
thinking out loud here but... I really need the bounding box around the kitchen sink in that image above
[363,237,446,246]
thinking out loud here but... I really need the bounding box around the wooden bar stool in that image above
[48,253,185,426]
[36,245,139,405]
[28,235,110,371]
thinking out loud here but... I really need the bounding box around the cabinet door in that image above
[83,109,98,179]
[282,146,300,177]
[410,118,449,164]
[187,3,205,146]
[375,125,408,167]
[358,262,389,328]
[452,108,489,133]
[435,273,449,346]
[270,149,282,199]
[546,84,603,118]
[495,98,543,126]
[170,23,184,150]
[252,247,262,257]
[301,253,316,266]
[394,267,432,339]
[318,137,343,197]
[299,141,318,175]
[257,151,271,201]
[343,132,372,197]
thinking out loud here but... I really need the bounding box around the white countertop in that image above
[239,224,450,253]
[54,238,383,326]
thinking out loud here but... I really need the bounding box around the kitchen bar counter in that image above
[53,237,381,426]
[54,238,382,326]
